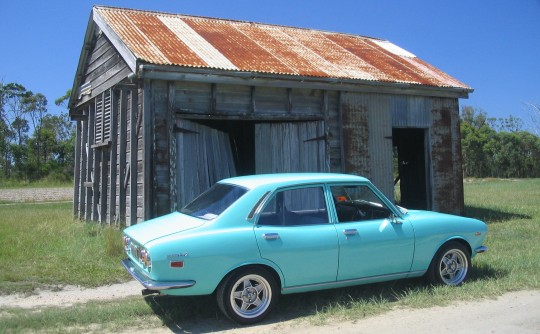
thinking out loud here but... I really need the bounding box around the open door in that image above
[255,121,328,173]
[393,128,430,210]
[176,119,237,208]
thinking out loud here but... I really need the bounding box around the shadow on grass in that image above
[143,263,507,334]
[464,205,531,223]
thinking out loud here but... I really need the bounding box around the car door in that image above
[330,184,415,281]
[254,185,339,287]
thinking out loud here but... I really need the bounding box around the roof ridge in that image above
[93,5,385,42]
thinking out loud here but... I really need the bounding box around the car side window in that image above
[331,185,392,223]
[257,186,329,226]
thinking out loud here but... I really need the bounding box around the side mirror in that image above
[390,213,402,224]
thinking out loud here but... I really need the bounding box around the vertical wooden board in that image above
[85,103,95,222]
[143,81,153,220]
[118,89,127,223]
[168,82,177,212]
[79,115,88,220]
[109,89,118,224]
[255,121,327,174]
[366,94,393,200]
[175,119,237,208]
[129,89,138,226]
[100,149,108,223]
[73,121,82,218]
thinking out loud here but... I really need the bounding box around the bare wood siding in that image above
[76,32,132,108]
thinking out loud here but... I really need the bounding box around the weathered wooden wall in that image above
[71,31,465,223]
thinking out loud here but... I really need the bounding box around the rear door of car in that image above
[254,185,339,287]
[329,183,415,281]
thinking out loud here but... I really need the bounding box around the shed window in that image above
[94,90,112,144]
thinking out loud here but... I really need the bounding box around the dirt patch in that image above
[1,283,538,333]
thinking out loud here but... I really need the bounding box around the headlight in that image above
[122,235,131,252]
[139,249,152,269]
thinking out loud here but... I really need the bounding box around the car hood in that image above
[404,209,486,227]
[123,212,206,245]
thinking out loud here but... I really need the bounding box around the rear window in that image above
[180,183,248,220]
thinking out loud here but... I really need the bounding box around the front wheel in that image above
[427,241,471,286]
[216,267,279,324]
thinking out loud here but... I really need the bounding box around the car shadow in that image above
[463,205,531,223]
[143,265,507,333]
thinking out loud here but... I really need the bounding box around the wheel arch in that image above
[215,262,283,294]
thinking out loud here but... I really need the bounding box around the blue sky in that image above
[1,1,539,129]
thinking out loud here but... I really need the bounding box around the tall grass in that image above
[0,202,128,294]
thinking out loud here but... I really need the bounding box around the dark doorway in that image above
[196,120,256,176]
[393,128,430,210]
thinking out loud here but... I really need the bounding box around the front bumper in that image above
[121,258,196,290]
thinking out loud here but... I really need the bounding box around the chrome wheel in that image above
[217,267,278,324]
[427,241,471,286]
[230,274,272,319]
[438,248,468,285]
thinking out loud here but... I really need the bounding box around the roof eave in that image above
[137,63,473,99]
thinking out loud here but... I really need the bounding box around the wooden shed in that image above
[69,6,473,225]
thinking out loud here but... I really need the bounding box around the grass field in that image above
[0,179,539,332]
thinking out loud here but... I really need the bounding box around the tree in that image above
[526,102,540,136]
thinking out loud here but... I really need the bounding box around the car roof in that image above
[219,173,370,189]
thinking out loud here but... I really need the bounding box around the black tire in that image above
[216,267,279,324]
[427,241,471,286]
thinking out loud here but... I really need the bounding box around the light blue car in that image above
[122,173,488,324]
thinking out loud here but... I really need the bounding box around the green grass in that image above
[0,179,539,332]
[0,179,73,189]
[0,202,128,295]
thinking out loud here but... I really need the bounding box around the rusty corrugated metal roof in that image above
[94,6,470,90]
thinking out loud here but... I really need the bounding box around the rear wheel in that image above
[216,267,279,324]
[427,241,470,286]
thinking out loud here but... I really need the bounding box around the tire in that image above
[216,267,279,324]
[427,241,471,286]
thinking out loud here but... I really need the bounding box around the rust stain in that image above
[94,6,471,90]
[341,101,370,176]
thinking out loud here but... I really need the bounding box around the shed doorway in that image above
[392,128,430,210]
[175,119,327,208]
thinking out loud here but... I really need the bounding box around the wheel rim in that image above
[439,248,468,285]
[230,274,272,319]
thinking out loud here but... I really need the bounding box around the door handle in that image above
[263,233,280,240]
[342,229,358,236]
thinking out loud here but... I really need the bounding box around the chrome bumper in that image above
[474,245,488,254]
[121,258,196,290]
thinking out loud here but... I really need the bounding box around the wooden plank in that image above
[73,120,82,219]
[118,89,127,223]
[79,109,88,220]
[100,148,108,223]
[143,80,153,220]
[168,82,177,212]
[85,103,95,222]
[129,89,138,226]
[108,88,118,224]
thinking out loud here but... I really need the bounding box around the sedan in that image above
[122,173,488,324]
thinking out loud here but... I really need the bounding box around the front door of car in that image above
[330,184,415,281]
[254,185,339,288]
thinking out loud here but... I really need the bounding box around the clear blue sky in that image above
[1,0,539,129]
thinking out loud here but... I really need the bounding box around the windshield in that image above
[180,183,248,220]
